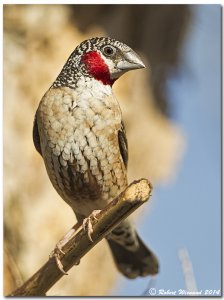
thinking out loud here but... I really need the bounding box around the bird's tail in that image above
[106,219,159,279]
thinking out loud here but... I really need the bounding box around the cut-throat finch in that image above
[33,37,159,279]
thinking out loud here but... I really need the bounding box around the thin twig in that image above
[178,247,198,292]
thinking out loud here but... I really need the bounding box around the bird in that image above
[33,37,159,279]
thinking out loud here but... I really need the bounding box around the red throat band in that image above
[81,51,116,86]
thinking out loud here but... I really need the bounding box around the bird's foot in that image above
[50,244,68,275]
[82,210,101,242]
[49,223,81,275]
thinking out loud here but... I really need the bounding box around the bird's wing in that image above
[33,113,42,156]
[118,120,128,169]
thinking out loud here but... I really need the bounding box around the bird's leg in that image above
[82,210,102,242]
[50,221,82,275]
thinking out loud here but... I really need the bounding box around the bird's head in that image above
[79,37,145,86]
[54,37,145,88]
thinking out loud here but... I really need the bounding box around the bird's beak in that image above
[117,50,145,71]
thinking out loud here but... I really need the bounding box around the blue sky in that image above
[112,5,221,296]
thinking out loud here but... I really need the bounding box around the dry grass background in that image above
[4,5,184,296]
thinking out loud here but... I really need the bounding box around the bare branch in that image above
[9,178,152,296]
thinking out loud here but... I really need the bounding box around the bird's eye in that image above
[103,46,115,57]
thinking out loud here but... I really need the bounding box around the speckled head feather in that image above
[53,37,138,88]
